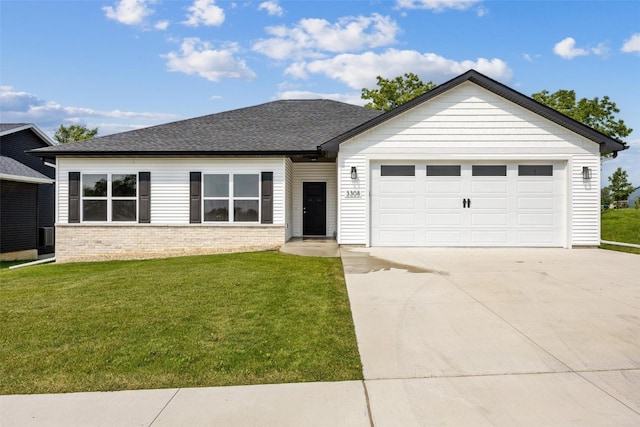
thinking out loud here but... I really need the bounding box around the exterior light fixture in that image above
[350,166,358,180]
[582,166,592,180]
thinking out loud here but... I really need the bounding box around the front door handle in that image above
[467,198,471,208]
[463,198,467,208]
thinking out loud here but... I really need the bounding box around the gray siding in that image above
[0,181,38,253]
[0,128,55,253]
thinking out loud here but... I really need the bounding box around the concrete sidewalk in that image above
[2,247,639,426]
[1,381,371,427]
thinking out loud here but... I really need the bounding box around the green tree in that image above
[361,73,436,112]
[607,167,634,202]
[54,124,98,144]
[531,90,632,146]
[601,186,613,206]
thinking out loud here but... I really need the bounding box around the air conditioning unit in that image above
[39,227,54,247]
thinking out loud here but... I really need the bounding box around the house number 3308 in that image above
[346,190,361,198]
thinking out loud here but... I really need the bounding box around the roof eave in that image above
[0,173,55,184]
[0,124,55,146]
[27,149,322,158]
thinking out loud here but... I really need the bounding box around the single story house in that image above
[1,123,56,261]
[31,70,626,263]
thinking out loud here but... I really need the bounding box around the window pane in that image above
[112,200,137,221]
[112,174,137,197]
[472,165,507,176]
[204,200,229,222]
[234,200,259,222]
[518,165,553,176]
[204,174,229,197]
[381,165,415,176]
[83,174,107,196]
[83,200,107,221]
[234,174,259,197]
[427,165,461,176]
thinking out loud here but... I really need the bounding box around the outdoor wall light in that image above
[582,166,592,180]
[350,166,358,180]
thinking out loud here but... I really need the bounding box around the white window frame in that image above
[81,173,138,222]
[202,173,261,223]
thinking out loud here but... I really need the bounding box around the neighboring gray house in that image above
[1,124,55,261]
[31,70,626,263]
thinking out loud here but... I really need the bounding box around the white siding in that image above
[284,158,293,241]
[338,81,601,247]
[56,157,286,225]
[291,162,337,237]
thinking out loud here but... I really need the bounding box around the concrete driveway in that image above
[341,247,640,426]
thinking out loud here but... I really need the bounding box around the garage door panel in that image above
[472,197,507,209]
[471,230,508,244]
[517,231,555,245]
[426,182,461,193]
[518,198,553,209]
[518,181,553,193]
[380,213,415,226]
[472,181,507,193]
[380,181,415,193]
[518,213,554,226]
[472,213,508,226]
[426,213,462,226]
[378,230,416,245]
[426,230,463,244]
[426,198,460,209]
[380,197,415,209]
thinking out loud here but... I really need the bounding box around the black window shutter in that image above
[138,172,151,223]
[68,172,80,223]
[190,172,201,224]
[261,172,273,224]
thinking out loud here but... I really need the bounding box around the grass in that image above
[601,208,640,255]
[0,251,362,395]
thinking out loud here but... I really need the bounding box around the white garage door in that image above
[371,162,565,247]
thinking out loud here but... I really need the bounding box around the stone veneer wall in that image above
[55,225,286,263]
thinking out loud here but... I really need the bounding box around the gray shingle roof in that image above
[0,123,29,133]
[31,100,382,156]
[0,156,53,183]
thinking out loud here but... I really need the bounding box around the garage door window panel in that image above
[472,165,507,176]
[427,165,461,176]
[381,165,415,176]
[518,165,553,176]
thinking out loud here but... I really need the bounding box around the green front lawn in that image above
[0,252,362,394]
[601,208,640,254]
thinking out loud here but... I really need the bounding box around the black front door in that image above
[303,182,326,236]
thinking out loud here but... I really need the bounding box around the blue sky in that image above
[1,0,639,187]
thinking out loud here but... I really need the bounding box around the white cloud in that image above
[476,5,488,17]
[590,42,609,57]
[621,33,640,54]
[396,0,482,12]
[103,0,155,26]
[183,0,225,27]
[162,38,256,82]
[277,90,364,105]
[258,1,283,17]
[253,14,399,60]
[0,86,179,135]
[154,20,169,30]
[285,49,512,89]
[553,37,610,59]
[553,37,589,59]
